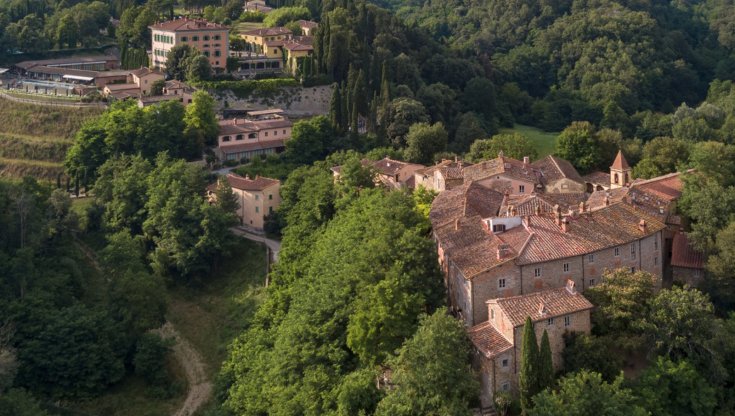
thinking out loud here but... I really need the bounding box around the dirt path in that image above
[155,321,213,416]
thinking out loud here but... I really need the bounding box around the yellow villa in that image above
[149,18,229,70]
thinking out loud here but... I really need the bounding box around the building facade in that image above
[216,110,292,161]
[211,173,281,230]
[150,19,229,69]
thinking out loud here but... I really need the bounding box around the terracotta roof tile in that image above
[532,155,583,183]
[219,139,285,154]
[370,158,423,177]
[463,156,541,185]
[671,232,705,269]
[225,173,279,191]
[430,182,503,228]
[434,216,513,278]
[583,171,611,185]
[150,18,228,32]
[514,203,666,265]
[467,321,513,358]
[242,27,292,37]
[611,150,630,170]
[493,287,593,327]
[630,172,683,202]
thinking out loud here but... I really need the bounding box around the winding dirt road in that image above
[155,322,213,416]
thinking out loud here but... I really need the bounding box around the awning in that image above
[63,74,94,82]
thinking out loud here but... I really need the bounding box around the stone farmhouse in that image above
[215,109,293,162]
[331,157,425,190]
[103,67,165,99]
[429,150,700,404]
[469,281,592,407]
[207,173,281,231]
[149,18,230,70]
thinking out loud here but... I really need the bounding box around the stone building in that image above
[413,159,469,192]
[208,173,281,231]
[149,18,229,70]
[468,281,592,407]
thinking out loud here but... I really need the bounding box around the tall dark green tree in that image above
[538,330,554,392]
[520,316,539,414]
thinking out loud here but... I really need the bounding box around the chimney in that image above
[604,195,610,207]
[639,219,647,233]
[561,217,570,233]
[455,218,460,231]
[579,201,586,213]
[554,204,562,225]
[524,215,531,228]
[565,279,576,294]
[534,204,541,215]
[538,301,547,316]
[497,243,511,260]
[245,174,250,180]
[523,156,530,165]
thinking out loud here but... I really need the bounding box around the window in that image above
[493,224,506,233]
[501,382,510,391]
[588,254,595,263]
[214,35,221,40]
[255,195,259,201]
[563,263,569,272]
[222,136,231,142]
[181,36,188,41]
[630,243,636,260]
[654,239,658,251]
[564,316,571,327]
[269,206,273,214]
[614,247,620,257]
[236,135,243,141]
[519,185,525,193]
[269,194,273,200]
[502,359,508,368]
[204,51,210,57]
[547,318,554,325]
[274,130,278,136]
[654,257,658,266]
[215,50,221,57]
[491,309,495,320]
[193,36,199,41]
[630,267,636,273]
[204,35,210,41]
[264,132,268,137]
[255,206,259,213]
[534,267,542,277]
[589,279,596,287]
[498,278,506,289]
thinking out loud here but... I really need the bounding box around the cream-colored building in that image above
[241,27,292,56]
[149,18,229,70]
[102,67,165,99]
[214,173,281,230]
[216,110,293,161]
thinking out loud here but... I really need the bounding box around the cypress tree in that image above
[329,82,343,132]
[353,69,367,117]
[538,329,554,392]
[520,316,539,414]
[350,99,359,139]
[340,82,349,131]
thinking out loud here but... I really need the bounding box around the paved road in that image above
[230,226,281,262]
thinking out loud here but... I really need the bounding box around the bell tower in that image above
[610,150,630,189]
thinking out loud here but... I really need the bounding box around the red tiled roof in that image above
[467,321,513,358]
[150,18,228,32]
[225,173,279,191]
[130,67,163,77]
[14,55,118,70]
[430,182,504,228]
[370,157,423,177]
[298,20,318,29]
[219,118,292,135]
[611,150,630,170]
[434,216,514,277]
[671,232,705,269]
[630,172,683,202]
[283,42,313,52]
[587,187,629,211]
[532,155,583,183]
[583,171,611,185]
[463,156,541,185]
[493,287,593,327]
[514,203,666,265]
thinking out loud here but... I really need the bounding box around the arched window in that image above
[614,173,619,184]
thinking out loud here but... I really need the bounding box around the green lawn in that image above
[500,124,559,158]
[233,21,265,35]
[167,237,268,375]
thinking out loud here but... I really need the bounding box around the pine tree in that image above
[538,330,554,392]
[520,317,539,414]
[214,177,239,217]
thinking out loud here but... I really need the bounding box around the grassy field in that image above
[500,124,559,157]
[233,21,265,35]
[167,238,268,375]
[0,98,100,181]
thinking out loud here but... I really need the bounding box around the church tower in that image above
[610,150,631,189]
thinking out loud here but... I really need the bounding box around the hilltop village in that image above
[3,0,735,415]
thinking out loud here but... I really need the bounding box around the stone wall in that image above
[213,84,334,118]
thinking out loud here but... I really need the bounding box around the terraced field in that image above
[0,99,102,181]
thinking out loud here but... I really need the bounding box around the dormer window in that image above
[493,224,506,233]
